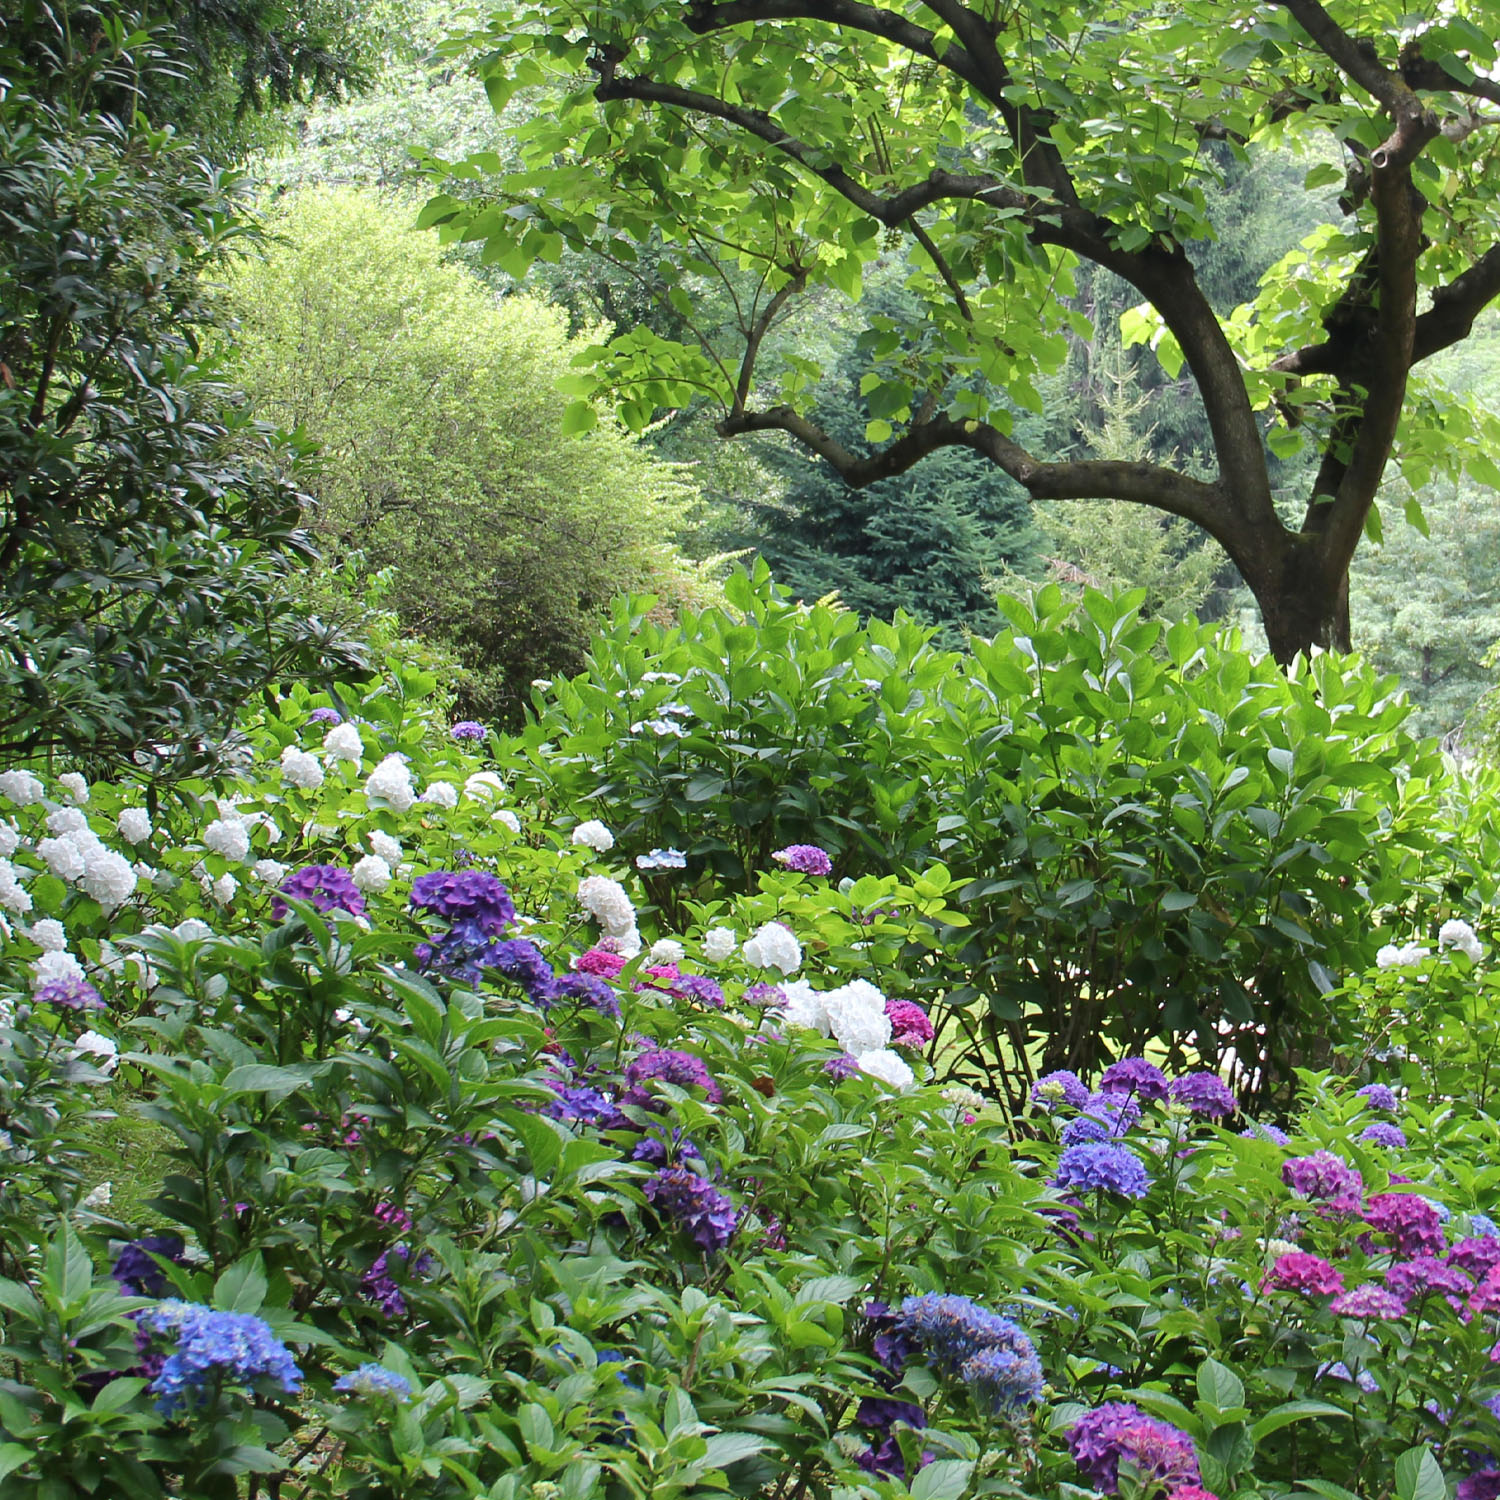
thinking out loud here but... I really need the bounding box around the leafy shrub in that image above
[512,569,1482,1108]
[4,681,1500,1499]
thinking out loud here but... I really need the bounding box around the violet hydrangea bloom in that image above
[1449,1237,1500,1277]
[1169,1072,1237,1120]
[307,706,342,725]
[362,1242,434,1318]
[743,982,787,1008]
[1053,1141,1151,1199]
[892,1293,1041,1412]
[1282,1151,1362,1213]
[885,999,934,1048]
[772,844,833,876]
[1459,1475,1500,1500]
[135,1301,301,1414]
[1360,1122,1408,1149]
[643,1165,738,1252]
[1385,1256,1472,1303]
[1061,1093,1140,1148]
[335,1363,413,1400]
[1357,1083,1400,1112]
[547,971,622,1018]
[409,871,515,934]
[824,1053,861,1080]
[547,1085,631,1131]
[272,864,366,921]
[1264,1252,1344,1296]
[1364,1193,1446,1256]
[1242,1120,1291,1145]
[1066,1402,1200,1494]
[112,1234,186,1296]
[1031,1070,1090,1113]
[1098,1056,1169,1103]
[450,721,487,742]
[960,1339,1045,1414]
[35,977,105,1012]
[1329,1283,1407,1319]
[623,1048,722,1106]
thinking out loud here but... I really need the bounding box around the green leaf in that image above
[1196,1357,1244,1411]
[909,1459,975,1500]
[221,1064,310,1101]
[1252,1399,1351,1442]
[214,1257,269,1315]
[560,400,598,435]
[1394,1445,1445,1500]
[701,1432,770,1469]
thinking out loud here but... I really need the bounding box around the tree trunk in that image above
[1243,535,1352,665]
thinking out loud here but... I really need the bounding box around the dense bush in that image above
[510,569,1490,1109]
[4,673,1500,1498]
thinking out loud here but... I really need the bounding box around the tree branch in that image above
[1400,46,1500,110]
[734,273,806,413]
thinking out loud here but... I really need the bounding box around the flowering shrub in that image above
[3,657,1500,1498]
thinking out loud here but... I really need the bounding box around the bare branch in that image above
[734,273,806,413]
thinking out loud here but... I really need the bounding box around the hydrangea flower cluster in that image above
[1052,1141,1151,1199]
[1066,1402,1201,1494]
[272,864,366,921]
[112,1234,187,1297]
[1264,1252,1344,1296]
[1169,1072,1238,1120]
[772,844,833,876]
[741,921,802,974]
[335,1363,413,1400]
[35,977,105,1012]
[623,1049,722,1107]
[450,720,487,742]
[362,1242,434,1318]
[1363,1193,1446,1256]
[1098,1056,1169,1102]
[1031,1070,1090,1112]
[885,999,934,1048]
[135,1302,302,1413]
[643,1166,738,1252]
[577,875,641,956]
[889,1294,1044,1415]
[1282,1151,1362,1214]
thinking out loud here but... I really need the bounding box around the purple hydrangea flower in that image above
[135,1301,301,1413]
[1364,1193,1446,1256]
[824,1053,861,1080]
[772,844,833,876]
[450,721,488,742]
[629,1126,701,1166]
[1066,1402,1200,1494]
[1282,1151,1362,1213]
[1242,1120,1291,1145]
[546,1085,631,1132]
[1459,1475,1500,1500]
[1061,1091,1140,1147]
[409,870,515,935]
[1329,1283,1408,1319]
[35,978,105,1012]
[743,982,787,1008]
[892,1294,1036,1380]
[1357,1083,1400,1112]
[1264,1252,1343,1296]
[1052,1142,1151,1199]
[1169,1072,1237,1120]
[547,970,621,1018]
[112,1234,186,1296]
[485,938,555,997]
[960,1339,1045,1414]
[1360,1122,1408,1149]
[1098,1057,1169,1103]
[886,999,934,1048]
[623,1048,722,1107]
[272,864,367,921]
[643,1166,738,1252]
[1451,1238,1500,1277]
[362,1243,434,1318]
[864,1300,921,1375]
[1031,1070,1090,1113]
[1385,1256,1472,1303]
[307,707,342,725]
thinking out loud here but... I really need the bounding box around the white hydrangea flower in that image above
[352,854,392,893]
[742,921,802,975]
[577,875,637,937]
[420,781,459,809]
[1439,918,1484,963]
[32,949,84,989]
[701,927,736,962]
[856,1049,915,1091]
[365,755,416,813]
[0,859,32,915]
[174,918,214,943]
[29,918,66,952]
[45,807,89,836]
[81,848,137,910]
[0,819,17,858]
[252,858,288,885]
[212,872,238,905]
[0,770,44,806]
[71,1030,119,1073]
[116,807,152,844]
[203,818,251,862]
[36,836,88,882]
[324,722,365,763]
[279,744,325,791]
[493,809,521,833]
[80,1181,112,1211]
[612,927,643,959]
[1376,943,1430,969]
[463,771,506,802]
[369,831,402,864]
[571,820,615,853]
[57,772,89,805]
[649,938,685,966]
[823,979,892,1055]
[942,1085,986,1113]
[778,979,830,1034]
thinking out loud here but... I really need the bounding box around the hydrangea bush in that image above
[3,661,1500,1498]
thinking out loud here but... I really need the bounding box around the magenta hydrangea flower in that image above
[886,999,934,1048]
[1263,1252,1344,1297]
[1385,1256,1472,1303]
[35,977,105,1012]
[1066,1402,1200,1494]
[1169,1072,1237,1120]
[1364,1193,1446,1256]
[1329,1284,1407,1320]
[772,844,833,876]
[643,1166,738,1252]
[272,864,367,920]
[1098,1057,1169,1103]
[576,947,628,978]
[1450,1238,1500,1277]
[1282,1151,1362,1214]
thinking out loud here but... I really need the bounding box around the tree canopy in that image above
[422,0,1500,660]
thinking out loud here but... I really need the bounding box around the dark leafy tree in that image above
[0,17,365,775]
[425,0,1500,662]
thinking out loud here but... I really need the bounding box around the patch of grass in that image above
[76,1088,177,1231]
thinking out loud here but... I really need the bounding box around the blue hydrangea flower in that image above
[335,1363,413,1400]
[636,848,687,871]
[136,1301,301,1413]
[1031,1070,1090,1113]
[1060,1092,1140,1148]
[1051,1141,1151,1199]
[450,721,488,742]
[959,1340,1045,1414]
[1471,1213,1500,1239]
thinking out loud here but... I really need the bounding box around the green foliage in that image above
[511,567,1483,1107]
[0,22,364,777]
[222,185,720,726]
